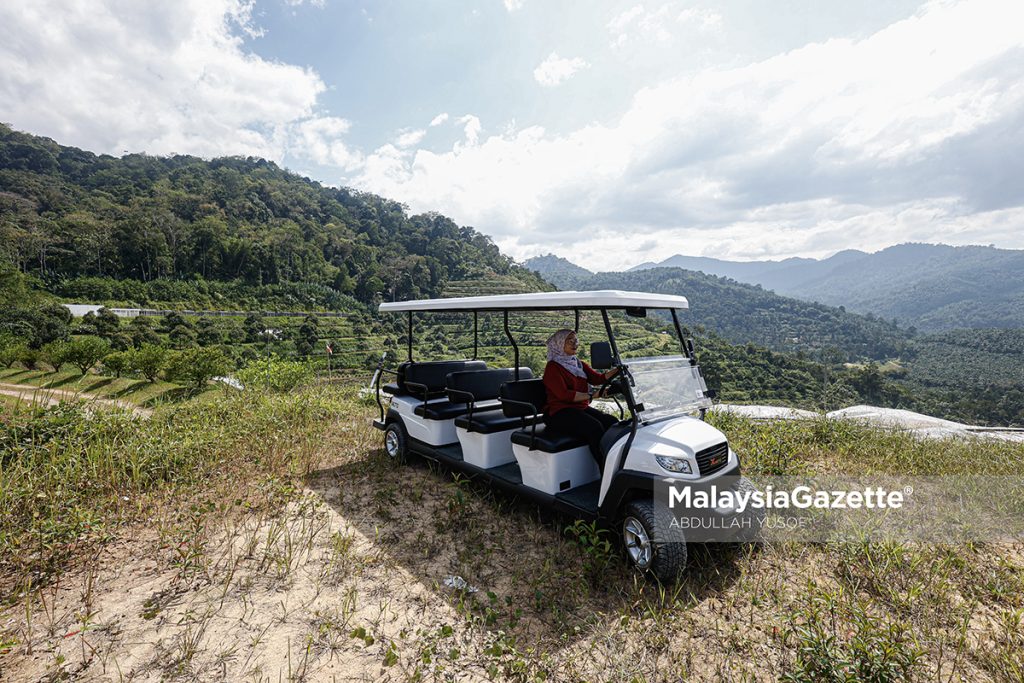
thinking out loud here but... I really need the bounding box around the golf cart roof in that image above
[379,290,689,313]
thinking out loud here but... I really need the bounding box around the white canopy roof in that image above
[378,290,688,313]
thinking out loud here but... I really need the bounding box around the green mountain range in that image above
[627,243,1024,331]
[2,126,1021,425]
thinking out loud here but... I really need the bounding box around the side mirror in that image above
[590,341,614,370]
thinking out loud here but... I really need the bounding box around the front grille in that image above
[695,442,729,476]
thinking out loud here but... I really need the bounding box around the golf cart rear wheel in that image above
[622,499,687,583]
[383,421,408,464]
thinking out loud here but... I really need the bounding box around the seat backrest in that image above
[446,367,533,404]
[499,379,547,418]
[400,360,488,398]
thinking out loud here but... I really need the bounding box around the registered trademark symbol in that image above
[904,486,913,495]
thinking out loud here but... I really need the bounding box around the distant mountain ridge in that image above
[597,243,1024,331]
[523,254,593,290]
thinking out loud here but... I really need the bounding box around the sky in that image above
[1,0,1023,272]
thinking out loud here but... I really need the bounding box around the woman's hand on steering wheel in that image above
[594,369,626,418]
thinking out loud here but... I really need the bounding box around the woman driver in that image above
[542,329,621,472]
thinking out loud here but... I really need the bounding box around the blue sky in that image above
[2,0,1023,271]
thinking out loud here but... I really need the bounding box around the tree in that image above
[66,336,111,375]
[295,314,319,357]
[132,344,168,382]
[129,316,161,347]
[159,311,190,333]
[166,347,230,390]
[195,317,222,346]
[103,350,131,378]
[95,307,121,337]
[0,304,70,348]
[244,312,266,343]
[41,340,72,372]
[168,324,197,349]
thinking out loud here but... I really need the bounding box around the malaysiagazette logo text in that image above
[668,484,906,513]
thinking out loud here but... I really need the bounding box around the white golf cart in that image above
[372,290,752,581]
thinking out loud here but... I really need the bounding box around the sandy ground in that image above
[0,382,152,418]
[2,409,1020,681]
[0,448,799,682]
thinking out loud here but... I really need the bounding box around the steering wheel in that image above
[594,369,627,420]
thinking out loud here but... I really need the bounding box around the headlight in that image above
[655,455,692,474]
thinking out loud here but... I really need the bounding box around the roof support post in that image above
[600,308,620,364]
[407,310,413,362]
[670,308,688,358]
[504,310,520,380]
[574,309,580,333]
[473,311,478,360]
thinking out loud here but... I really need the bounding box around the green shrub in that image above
[17,346,42,370]
[237,355,313,392]
[165,347,231,390]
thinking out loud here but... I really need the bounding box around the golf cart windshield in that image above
[627,355,712,422]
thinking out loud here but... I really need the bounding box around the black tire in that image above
[383,420,409,464]
[621,499,687,583]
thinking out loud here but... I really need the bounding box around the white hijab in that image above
[546,329,586,378]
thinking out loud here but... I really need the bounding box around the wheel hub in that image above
[385,429,400,457]
[623,516,652,568]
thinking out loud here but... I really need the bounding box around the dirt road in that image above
[0,381,152,417]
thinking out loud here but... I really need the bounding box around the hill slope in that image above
[631,243,1024,331]
[525,260,911,361]
[0,124,548,310]
[523,254,593,290]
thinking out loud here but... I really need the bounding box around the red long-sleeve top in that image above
[542,360,605,416]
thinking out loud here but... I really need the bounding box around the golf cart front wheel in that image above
[622,499,687,583]
[383,421,408,464]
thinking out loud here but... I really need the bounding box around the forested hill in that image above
[523,260,910,361]
[0,124,547,310]
[631,243,1024,331]
[523,254,593,290]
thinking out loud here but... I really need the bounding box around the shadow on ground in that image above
[306,450,753,652]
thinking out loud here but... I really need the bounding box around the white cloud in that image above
[609,2,721,49]
[533,52,590,87]
[292,117,362,170]
[503,0,524,12]
[284,0,326,7]
[395,128,427,148]
[457,115,482,146]
[351,0,1024,269]
[429,112,449,127]
[0,0,345,164]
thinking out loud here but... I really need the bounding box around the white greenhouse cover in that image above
[379,290,689,313]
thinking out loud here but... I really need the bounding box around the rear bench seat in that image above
[446,368,534,469]
[385,359,488,446]
[499,380,599,494]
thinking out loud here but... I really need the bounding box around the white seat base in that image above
[456,427,517,469]
[390,395,458,446]
[512,443,599,495]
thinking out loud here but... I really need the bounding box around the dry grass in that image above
[0,385,1022,681]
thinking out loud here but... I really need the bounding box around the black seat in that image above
[415,401,500,420]
[448,367,533,432]
[510,425,586,453]
[397,360,487,399]
[455,410,538,434]
[499,379,582,452]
